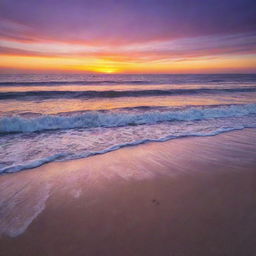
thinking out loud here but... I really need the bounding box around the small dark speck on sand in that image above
[152,199,160,205]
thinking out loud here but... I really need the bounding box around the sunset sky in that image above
[0,0,256,74]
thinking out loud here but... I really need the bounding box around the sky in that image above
[0,0,256,74]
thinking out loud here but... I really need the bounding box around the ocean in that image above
[0,73,256,174]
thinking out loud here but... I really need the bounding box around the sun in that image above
[94,67,118,74]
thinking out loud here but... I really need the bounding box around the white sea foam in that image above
[0,181,51,237]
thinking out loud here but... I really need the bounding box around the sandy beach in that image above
[0,129,256,256]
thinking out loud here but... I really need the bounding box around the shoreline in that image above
[0,128,256,256]
[2,126,256,175]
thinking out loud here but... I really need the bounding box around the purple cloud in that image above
[0,0,255,44]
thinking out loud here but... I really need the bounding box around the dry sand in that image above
[0,129,256,256]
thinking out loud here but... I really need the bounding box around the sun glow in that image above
[93,67,118,74]
[0,53,255,74]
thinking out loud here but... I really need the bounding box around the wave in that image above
[1,104,256,133]
[1,125,254,174]
[0,80,151,87]
[1,87,256,100]
[1,153,67,174]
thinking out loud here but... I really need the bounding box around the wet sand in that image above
[0,129,256,256]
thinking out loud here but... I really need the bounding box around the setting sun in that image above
[93,67,119,74]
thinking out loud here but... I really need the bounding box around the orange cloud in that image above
[0,53,255,74]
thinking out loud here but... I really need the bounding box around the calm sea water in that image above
[1,74,256,173]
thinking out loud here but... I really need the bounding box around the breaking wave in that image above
[1,104,256,133]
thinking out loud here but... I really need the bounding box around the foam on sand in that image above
[0,178,51,237]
